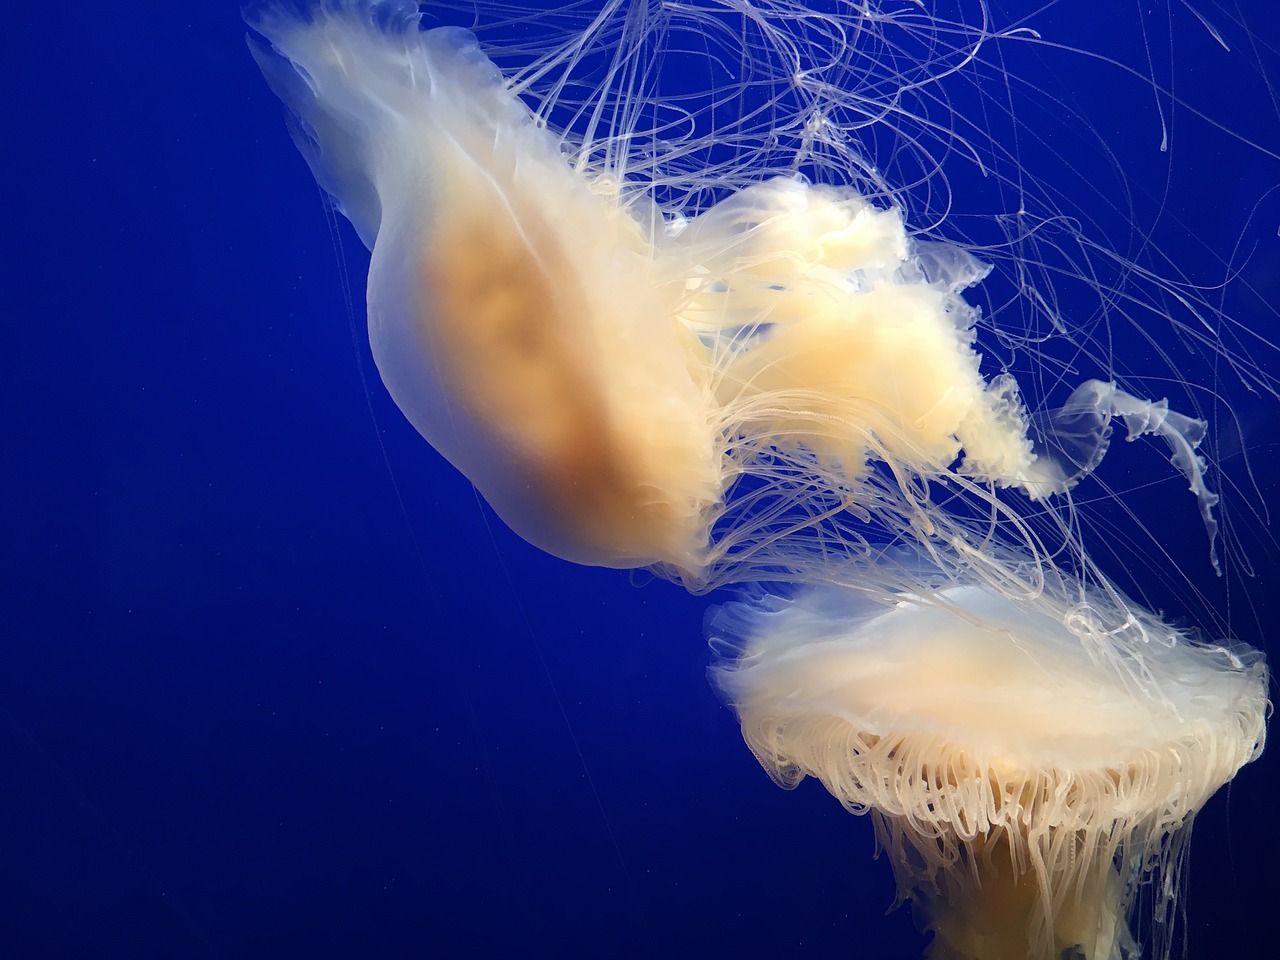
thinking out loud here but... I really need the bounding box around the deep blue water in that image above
[4,3,1280,959]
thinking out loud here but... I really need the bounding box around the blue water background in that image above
[4,3,1280,958]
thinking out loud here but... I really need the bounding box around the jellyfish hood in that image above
[709,577,1268,960]
[246,2,724,572]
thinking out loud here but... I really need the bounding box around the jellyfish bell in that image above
[708,573,1268,960]
[246,0,1224,592]
[246,2,723,571]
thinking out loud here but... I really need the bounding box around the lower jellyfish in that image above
[708,570,1268,960]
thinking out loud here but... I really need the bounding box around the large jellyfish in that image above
[244,0,1227,596]
[709,571,1267,959]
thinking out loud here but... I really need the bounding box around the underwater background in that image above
[4,2,1280,958]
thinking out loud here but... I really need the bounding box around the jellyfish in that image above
[708,570,1268,960]
[244,0,1226,595]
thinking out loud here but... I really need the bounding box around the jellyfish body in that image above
[247,1,1218,592]
[708,577,1268,959]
